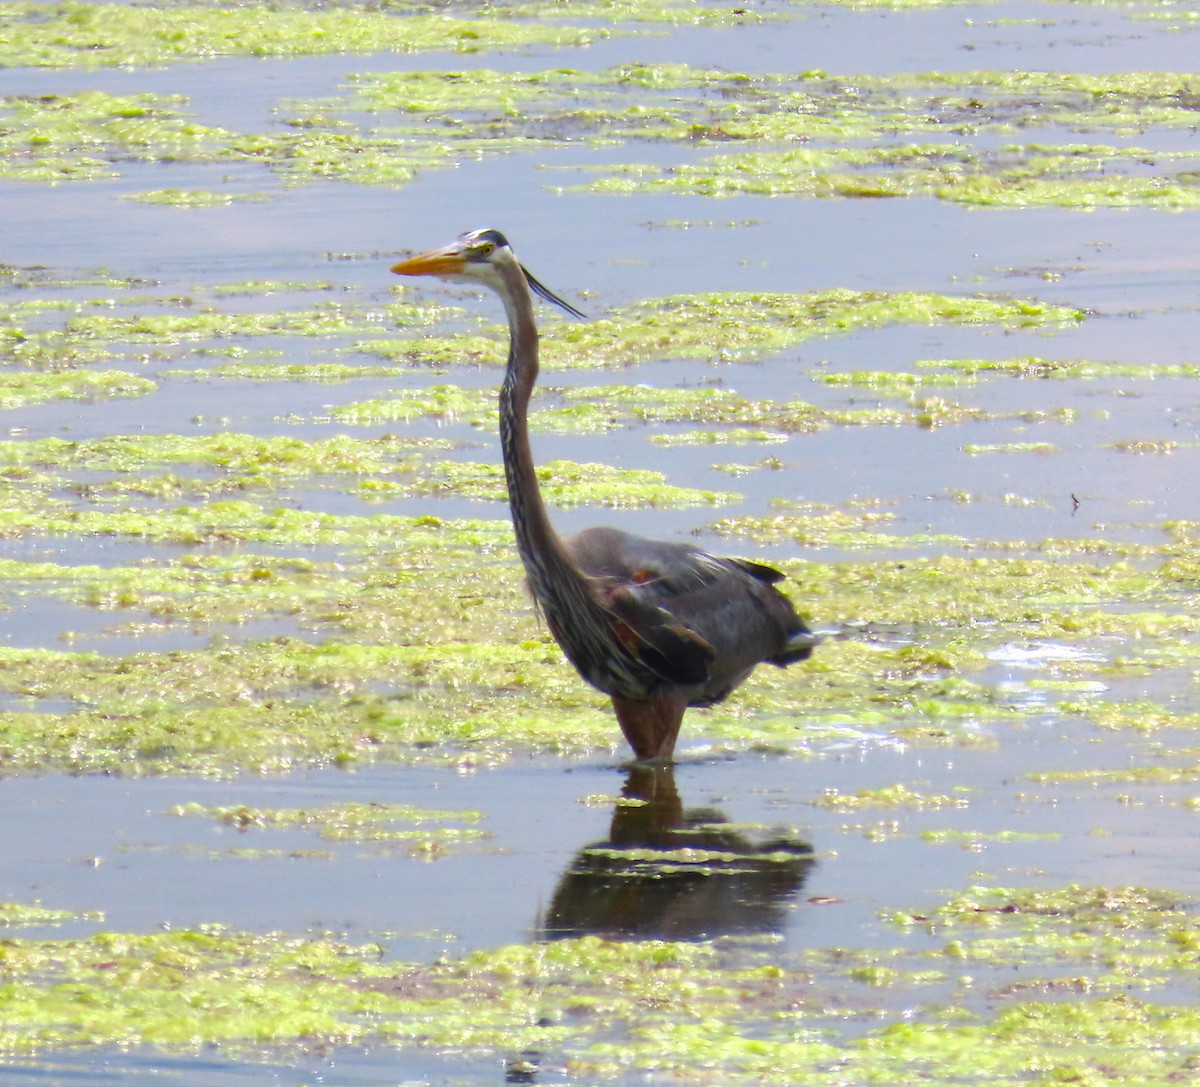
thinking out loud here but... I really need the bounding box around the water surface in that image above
[2,1,1199,1083]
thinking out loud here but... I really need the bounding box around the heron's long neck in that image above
[496,269,585,606]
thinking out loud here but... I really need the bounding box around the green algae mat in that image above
[2,0,1200,1083]
[5,897,1200,1082]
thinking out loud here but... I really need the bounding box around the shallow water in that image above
[3,727,1198,1079]
[2,0,1200,1083]
[5,734,1197,948]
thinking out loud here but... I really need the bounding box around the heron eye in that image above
[474,241,496,259]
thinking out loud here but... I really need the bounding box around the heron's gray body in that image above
[564,525,816,703]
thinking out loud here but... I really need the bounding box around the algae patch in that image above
[5,58,1196,211]
[812,783,971,811]
[0,902,100,929]
[0,432,735,510]
[123,188,271,207]
[0,2,605,69]
[170,800,489,856]
[571,68,1200,209]
[1,421,1199,775]
[3,890,1200,1083]
[0,369,155,408]
[362,289,1084,371]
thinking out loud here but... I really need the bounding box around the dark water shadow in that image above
[538,765,814,942]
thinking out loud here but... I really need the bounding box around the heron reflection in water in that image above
[539,766,814,942]
[393,230,818,760]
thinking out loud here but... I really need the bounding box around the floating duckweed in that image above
[170,800,489,854]
[2,905,1199,1079]
[813,784,971,811]
[0,89,229,182]
[171,361,396,382]
[0,902,95,929]
[363,289,1085,371]
[649,428,788,446]
[963,441,1060,455]
[896,884,1193,932]
[0,433,728,509]
[923,357,1200,380]
[0,502,1193,775]
[2,52,1196,210]
[0,3,606,69]
[1112,439,1188,455]
[0,370,155,409]
[122,189,271,207]
[1027,765,1200,786]
[919,828,1061,845]
[819,369,976,390]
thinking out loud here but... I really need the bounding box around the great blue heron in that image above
[392,228,817,760]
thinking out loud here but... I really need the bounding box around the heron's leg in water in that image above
[611,690,689,762]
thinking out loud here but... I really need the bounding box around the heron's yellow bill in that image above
[391,249,464,277]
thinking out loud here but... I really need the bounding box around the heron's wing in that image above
[566,526,807,686]
[568,526,785,600]
[605,590,716,686]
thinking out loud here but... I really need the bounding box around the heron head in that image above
[391,228,586,320]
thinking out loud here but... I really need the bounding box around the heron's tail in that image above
[770,625,822,666]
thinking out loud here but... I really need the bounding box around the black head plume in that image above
[523,265,587,321]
